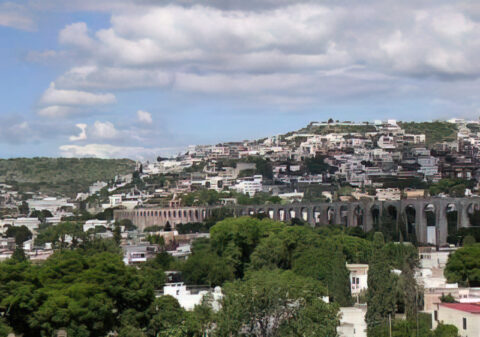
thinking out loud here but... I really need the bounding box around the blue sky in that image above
[1,0,480,159]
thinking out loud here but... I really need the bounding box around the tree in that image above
[113,223,122,245]
[164,221,172,232]
[209,217,283,278]
[433,323,459,337]
[215,269,339,337]
[445,244,480,286]
[11,247,27,262]
[6,225,32,245]
[293,244,352,306]
[0,247,154,337]
[147,296,186,337]
[119,219,136,231]
[440,293,456,303]
[18,201,29,215]
[366,232,396,332]
[182,249,234,287]
[463,235,476,246]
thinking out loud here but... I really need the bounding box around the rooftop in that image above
[440,302,480,314]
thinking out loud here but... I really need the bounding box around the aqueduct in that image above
[233,197,480,245]
[114,197,480,246]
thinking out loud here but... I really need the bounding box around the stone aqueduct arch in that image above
[233,197,480,245]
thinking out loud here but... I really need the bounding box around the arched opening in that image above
[278,209,285,221]
[289,209,296,219]
[313,207,321,225]
[405,205,416,235]
[249,209,255,216]
[354,206,364,228]
[202,210,207,218]
[446,203,458,243]
[268,209,275,219]
[340,205,348,226]
[467,203,480,226]
[195,210,199,219]
[424,204,436,227]
[327,207,335,225]
[371,205,380,228]
[301,208,309,222]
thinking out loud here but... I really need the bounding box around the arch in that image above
[424,203,436,227]
[340,205,348,226]
[195,210,199,219]
[278,209,285,221]
[327,207,335,225]
[202,210,207,218]
[289,209,296,220]
[249,209,255,216]
[301,208,309,222]
[404,204,417,235]
[386,205,398,221]
[313,207,321,225]
[173,210,177,218]
[268,209,275,219]
[446,203,458,240]
[354,205,364,228]
[189,210,193,218]
[183,210,187,218]
[371,205,380,226]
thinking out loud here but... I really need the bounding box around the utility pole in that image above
[388,314,392,337]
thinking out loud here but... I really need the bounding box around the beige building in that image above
[436,303,480,336]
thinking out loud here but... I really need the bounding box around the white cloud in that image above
[59,143,167,159]
[91,121,119,139]
[37,105,77,117]
[137,110,153,124]
[40,82,116,106]
[0,3,35,31]
[69,123,87,141]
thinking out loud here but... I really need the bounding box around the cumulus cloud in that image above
[59,143,173,159]
[0,3,36,31]
[40,82,116,106]
[137,110,152,124]
[69,123,87,141]
[91,121,119,139]
[41,0,480,109]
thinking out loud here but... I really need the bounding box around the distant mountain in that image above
[0,157,135,197]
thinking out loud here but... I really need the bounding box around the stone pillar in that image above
[437,208,448,245]
[415,203,426,243]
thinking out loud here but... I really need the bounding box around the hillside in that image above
[0,158,135,197]
[397,121,458,146]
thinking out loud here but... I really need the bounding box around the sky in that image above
[1,0,480,159]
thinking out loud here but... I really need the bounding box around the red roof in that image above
[440,303,480,314]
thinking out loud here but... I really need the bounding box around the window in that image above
[463,317,467,330]
[434,311,437,321]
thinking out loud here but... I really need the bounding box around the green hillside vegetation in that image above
[303,124,377,135]
[0,158,135,197]
[398,121,458,146]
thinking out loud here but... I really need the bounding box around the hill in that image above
[0,157,135,197]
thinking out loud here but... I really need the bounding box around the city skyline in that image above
[2,0,480,159]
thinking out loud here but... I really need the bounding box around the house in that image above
[347,264,369,296]
[435,303,480,336]
[162,283,223,311]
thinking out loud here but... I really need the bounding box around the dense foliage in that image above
[0,158,134,196]
[445,243,480,286]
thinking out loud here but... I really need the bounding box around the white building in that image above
[347,264,369,296]
[162,283,223,311]
[233,175,263,196]
[27,197,75,214]
[83,219,110,232]
[338,306,367,337]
